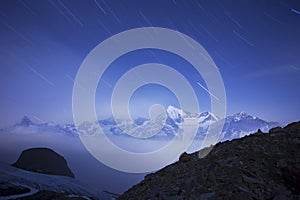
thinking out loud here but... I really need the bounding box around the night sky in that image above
[0,0,300,126]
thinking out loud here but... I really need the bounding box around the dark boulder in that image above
[269,126,284,134]
[285,121,300,133]
[178,152,190,162]
[12,148,74,178]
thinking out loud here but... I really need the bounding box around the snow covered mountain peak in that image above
[198,111,219,122]
[232,112,256,121]
[166,105,184,122]
[5,109,280,142]
[167,105,183,114]
[10,116,77,136]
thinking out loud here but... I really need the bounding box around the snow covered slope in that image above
[0,163,111,200]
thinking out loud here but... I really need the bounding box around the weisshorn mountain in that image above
[5,105,279,142]
[119,121,300,199]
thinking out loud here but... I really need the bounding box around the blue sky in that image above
[0,0,300,126]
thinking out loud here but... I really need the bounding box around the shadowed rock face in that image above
[119,121,300,200]
[12,148,74,178]
[0,183,30,197]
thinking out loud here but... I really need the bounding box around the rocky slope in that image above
[119,122,300,199]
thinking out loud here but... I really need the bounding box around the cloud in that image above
[242,65,299,80]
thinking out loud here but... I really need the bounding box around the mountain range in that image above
[4,105,280,142]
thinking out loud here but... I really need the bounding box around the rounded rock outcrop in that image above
[12,147,74,178]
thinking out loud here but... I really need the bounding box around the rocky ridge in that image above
[119,122,300,199]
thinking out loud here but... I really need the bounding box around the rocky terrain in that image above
[119,122,300,199]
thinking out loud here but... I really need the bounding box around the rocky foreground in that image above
[119,122,300,199]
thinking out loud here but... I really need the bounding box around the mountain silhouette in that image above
[12,147,74,178]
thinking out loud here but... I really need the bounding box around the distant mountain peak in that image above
[198,111,219,121]
[232,112,255,121]
[199,111,210,117]
[15,115,34,127]
[167,105,183,113]
[166,105,184,120]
